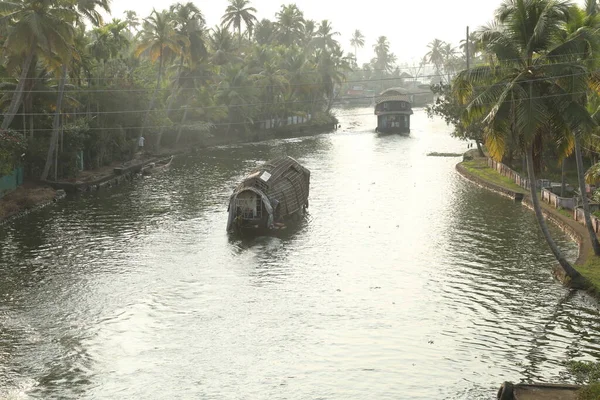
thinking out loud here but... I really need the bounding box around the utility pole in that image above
[466,26,470,70]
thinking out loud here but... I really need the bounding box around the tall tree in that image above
[311,20,340,53]
[221,0,257,46]
[455,0,596,281]
[135,9,186,144]
[0,0,78,130]
[274,4,304,46]
[426,38,445,81]
[350,29,365,64]
[557,2,600,255]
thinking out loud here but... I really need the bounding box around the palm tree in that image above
[254,18,275,45]
[75,0,110,26]
[442,43,460,81]
[302,19,316,47]
[221,0,257,46]
[251,59,289,121]
[0,0,78,130]
[556,3,600,255]
[350,29,365,64]
[316,46,348,112]
[459,32,479,65]
[135,9,186,143]
[311,20,340,53]
[455,0,597,281]
[275,4,304,46]
[372,36,394,72]
[124,10,140,35]
[170,2,207,65]
[215,65,259,131]
[426,38,445,81]
[209,26,239,65]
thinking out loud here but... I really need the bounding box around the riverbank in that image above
[0,121,337,224]
[0,183,63,224]
[456,154,600,294]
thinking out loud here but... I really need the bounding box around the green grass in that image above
[576,254,600,294]
[461,159,528,194]
[577,383,600,400]
[557,207,574,218]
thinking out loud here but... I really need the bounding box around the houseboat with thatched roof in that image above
[226,156,310,234]
[374,87,414,134]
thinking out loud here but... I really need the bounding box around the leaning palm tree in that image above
[221,0,257,46]
[350,29,365,64]
[555,3,600,256]
[455,0,596,282]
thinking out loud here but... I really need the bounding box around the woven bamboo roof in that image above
[376,87,412,105]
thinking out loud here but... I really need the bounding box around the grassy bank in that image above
[461,158,528,194]
[0,184,57,221]
[458,156,600,294]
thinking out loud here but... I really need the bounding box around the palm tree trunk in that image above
[526,146,582,279]
[475,140,485,157]
[140,47,164,145]
[155,55,184,153]
[41,64,68,181]
[2,43,36,130]
[574,135,600,255]
[175,107,188,146]
[561,157,567,198]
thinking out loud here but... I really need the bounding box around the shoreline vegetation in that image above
[0,119,335,222]
[456,151,600,295]
[0,0,424,223]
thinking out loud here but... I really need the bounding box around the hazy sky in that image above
[108,0,586,70]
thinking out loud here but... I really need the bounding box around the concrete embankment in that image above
[456,156,596,292]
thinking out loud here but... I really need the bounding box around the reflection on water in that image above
[0,108,598,399]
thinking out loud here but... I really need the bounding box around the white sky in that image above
[107,0,586,70]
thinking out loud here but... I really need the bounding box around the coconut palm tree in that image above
[170,2,207,64]
[556,3,600,255]
[0,0,78,130]
[454,0,596,281]
[254,18,275,45]
[426,38,445,81]
[302,19,316,47]
[123,10,140,35]
[275,4,304,47]
[135,9,187,142]
[215,65,259,131]
[209,26,239,65]
[459,32,480,65]
[350,29,365,64]
[221,0,257,46]
[372,36,394,72]
[311,20,340,53]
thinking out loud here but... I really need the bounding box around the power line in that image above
[2,66,596,97]
[5,69,597,118]
[6,86,596,133]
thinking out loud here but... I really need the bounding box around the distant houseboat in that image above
[374,88,414,134]
[226,156,310,233]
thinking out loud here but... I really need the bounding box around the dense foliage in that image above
[0,0,356,180]
[0,129,27,175]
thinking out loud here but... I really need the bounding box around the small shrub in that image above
[577,383,600,400]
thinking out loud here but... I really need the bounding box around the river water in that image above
[1,108,599,399]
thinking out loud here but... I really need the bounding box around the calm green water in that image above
[0,108,598,399]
